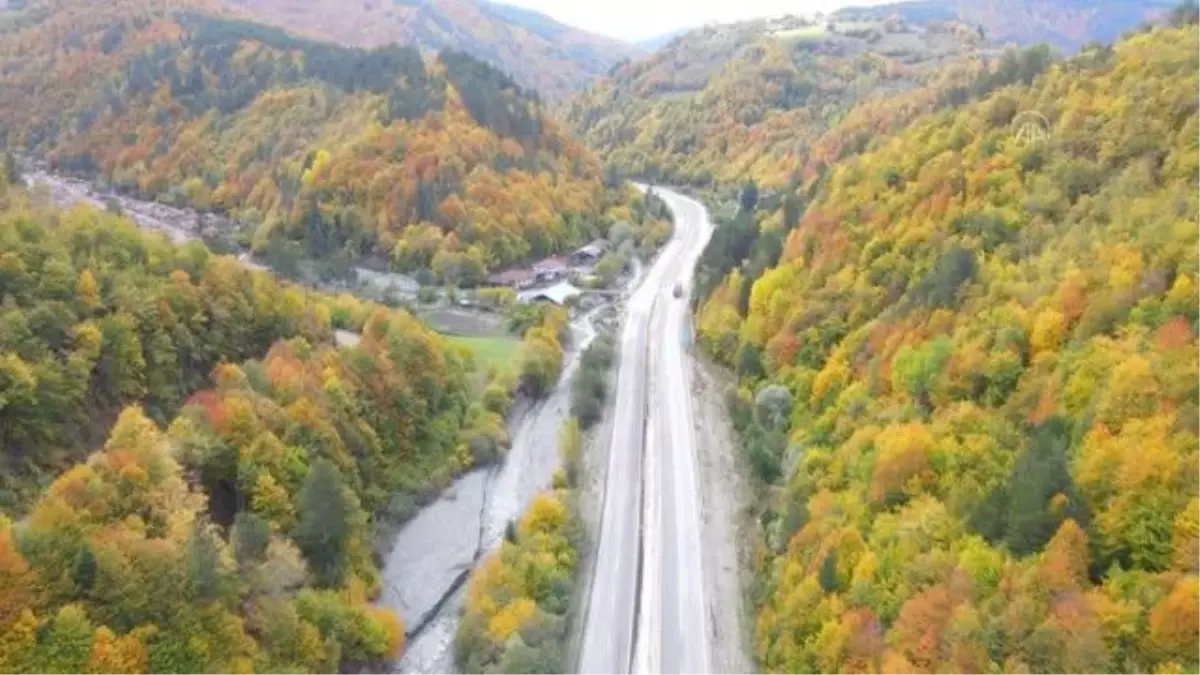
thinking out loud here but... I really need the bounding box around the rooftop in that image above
[533,255,570,272]
[518,281,582,305]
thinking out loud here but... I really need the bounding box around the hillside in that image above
[564,13,998,189]
[0,181,328,510]
[225,0,639,100]
[0,163,524,670]
[0,0,623,278]
[833,0,1178,52]
[693,20,1199,673]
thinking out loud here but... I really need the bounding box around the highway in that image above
[579,187,713,674]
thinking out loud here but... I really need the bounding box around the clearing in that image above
[448,335,521,375]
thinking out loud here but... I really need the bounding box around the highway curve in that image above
[578,187,713,674]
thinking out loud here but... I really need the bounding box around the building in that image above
[519,281,582,306]
[571,239,608,266]
[533,256,569,283]
[485,268,537,290]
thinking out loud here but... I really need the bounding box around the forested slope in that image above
[692,21,1199,673]
[0,0,618,277]
[226,0,638,101]
[0,173,333,510]
[0,170,510,671]
[565,13,999,189]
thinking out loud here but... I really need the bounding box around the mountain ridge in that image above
[223,0,640,99]
[0,0,631,279]
[832,0,1176,51]
[565,12,997,188]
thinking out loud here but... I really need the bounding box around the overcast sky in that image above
[497,0,886,42]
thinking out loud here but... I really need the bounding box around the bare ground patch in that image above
[417,307,506,336]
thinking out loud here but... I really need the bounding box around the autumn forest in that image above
[0,0,623,278]
[684,14,1199,675]
[0,0,1197,672]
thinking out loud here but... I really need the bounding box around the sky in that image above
[496,0,884,42]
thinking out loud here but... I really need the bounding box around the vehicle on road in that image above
[672,282,683,298]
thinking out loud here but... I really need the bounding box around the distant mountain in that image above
[635,26,692,50]
[566,13,998,187]
[832,0,1176,51]
[224,0,641,99]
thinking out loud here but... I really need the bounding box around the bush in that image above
[571,337,616,428]
[580,335,616,371]
[295,589,400,662]
[477,287,517,310]
[483,380,513,415]
[570,367,605,428]
[559,419,582,487]
[519,336,563,398]
[516,307,569,399]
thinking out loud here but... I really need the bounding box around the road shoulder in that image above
[692,355,755,674]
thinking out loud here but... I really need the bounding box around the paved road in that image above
[579,187,713,674]
[647,189,713,674]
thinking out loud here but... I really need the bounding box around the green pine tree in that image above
[294,459,354,587]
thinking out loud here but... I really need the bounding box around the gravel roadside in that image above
[692,356,755,674]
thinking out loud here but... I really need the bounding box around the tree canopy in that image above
[689,21,1199,674]
[0,0,632,277]
[0,175,512,671]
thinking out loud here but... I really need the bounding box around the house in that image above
[533,256,569,282]
[485,268,537,290]
[571,239,608,266]
[519,281,582,306]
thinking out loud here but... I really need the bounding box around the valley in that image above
[0,0,1196,673]
[16,162,737,675]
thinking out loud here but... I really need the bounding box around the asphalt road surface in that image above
[579,187,713,674]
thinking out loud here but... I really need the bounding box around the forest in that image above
[1,0,1196,670]
[0,178,332,512]
[0,165,522,670]
[0,0,621,277]
[688,18,1198,673]
[565,12,1000,190]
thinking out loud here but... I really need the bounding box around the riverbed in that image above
[384,309,601,673]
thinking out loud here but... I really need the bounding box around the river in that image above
[385,307,602,673]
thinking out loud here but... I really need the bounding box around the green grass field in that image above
[449,334,521,375]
